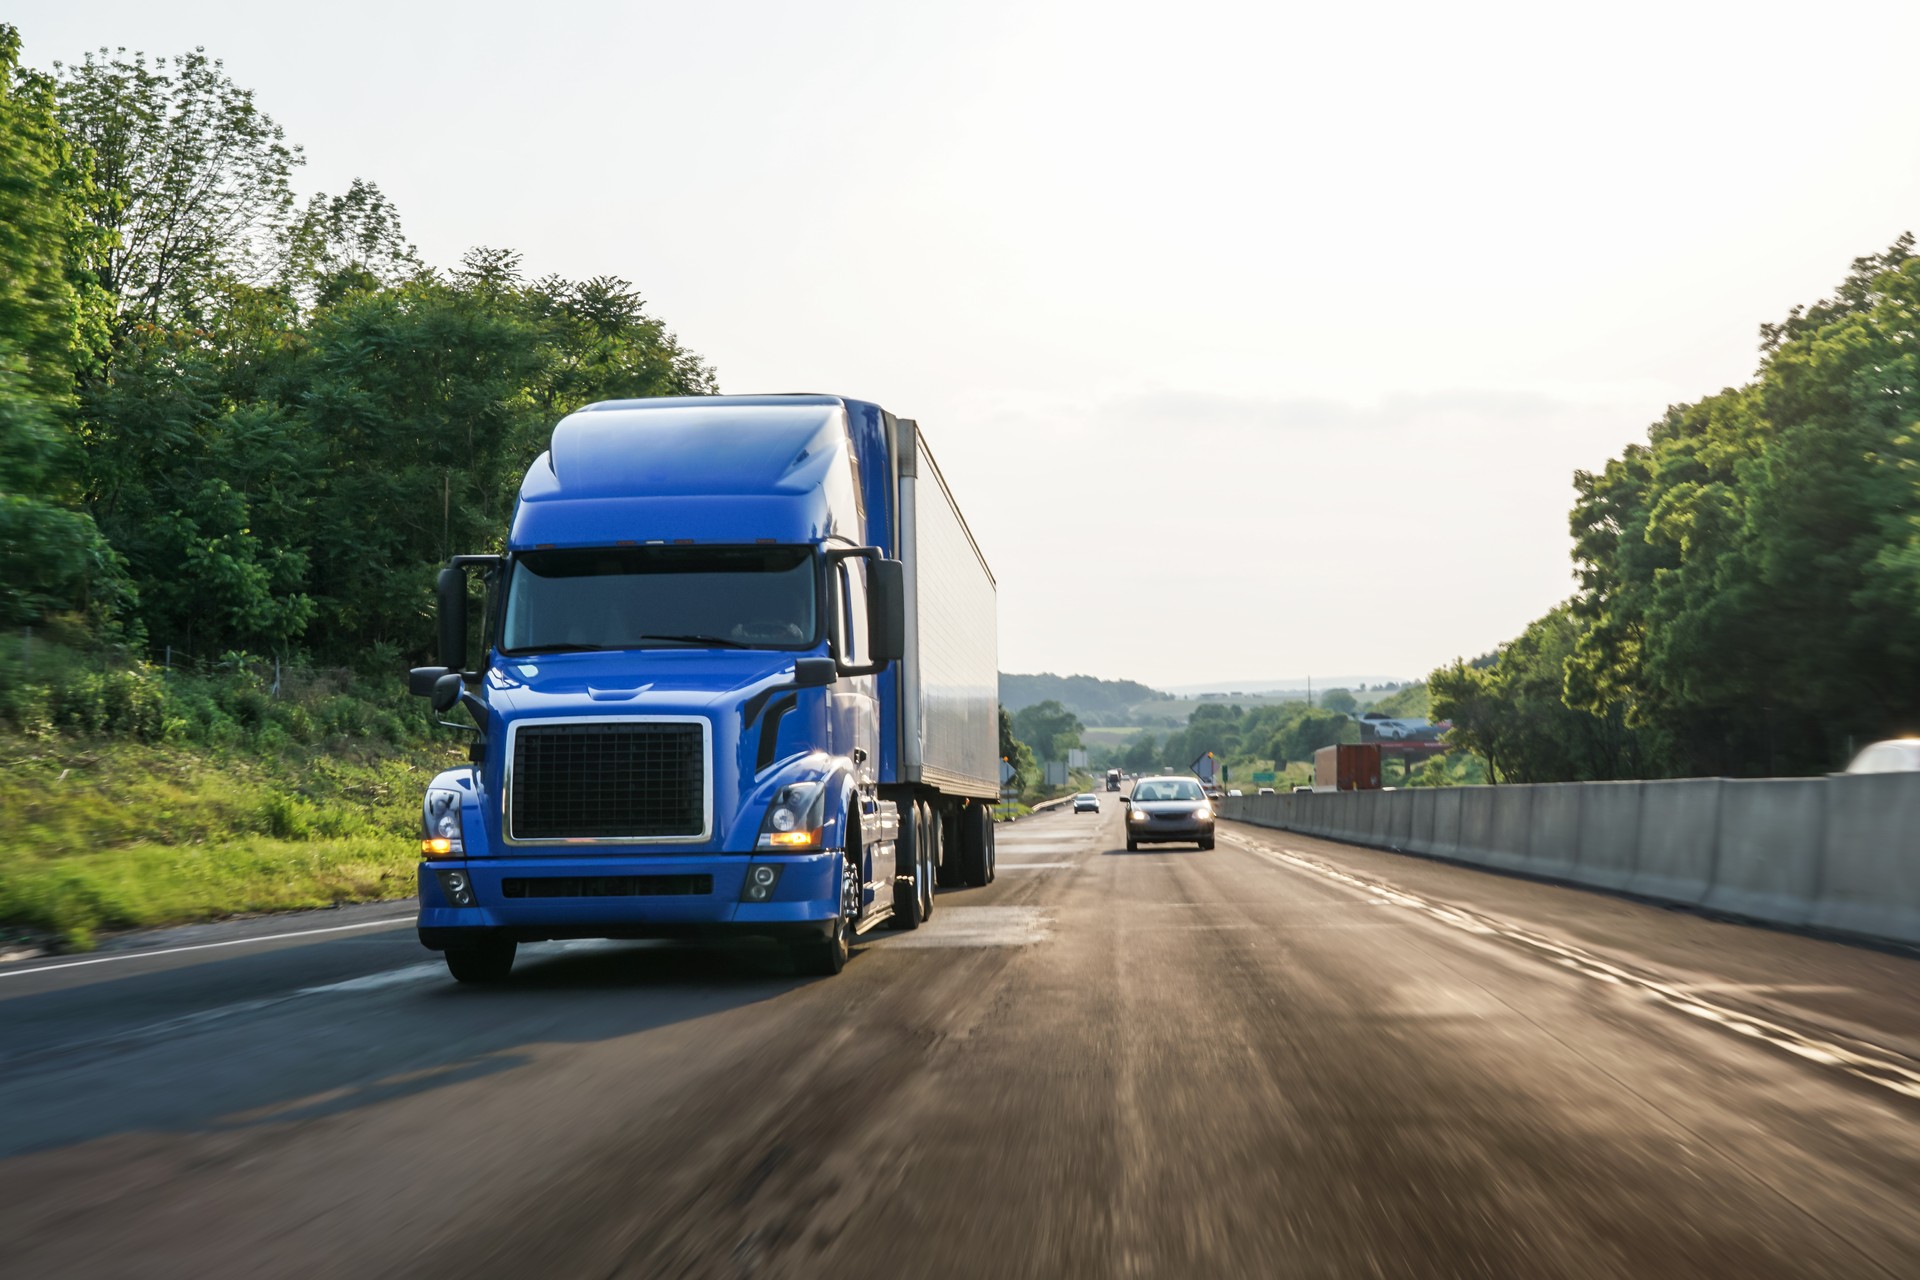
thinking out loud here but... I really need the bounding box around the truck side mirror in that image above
[436,566,468,672]
[431,672,464,713]
[793,657,838,688]
[409,665,450,697]
[867,558,905,664]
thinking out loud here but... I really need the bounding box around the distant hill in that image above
[1158,676,1407,696]
[999,672,1172,722]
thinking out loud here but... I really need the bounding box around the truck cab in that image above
[408,395,996,981]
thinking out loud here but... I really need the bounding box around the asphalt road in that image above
[4,801,1920,1278]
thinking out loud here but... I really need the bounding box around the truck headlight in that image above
[422,787,465,857]
[757,782,826,851]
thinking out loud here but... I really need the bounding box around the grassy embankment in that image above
[0,637,457,950]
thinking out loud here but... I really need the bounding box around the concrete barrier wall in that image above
[1216,771,1920,951]
[1526,784,1583,880]
[1575,782,1642,891]
[1430,788,1464,861]
[1703,779,1824,927]
[1455,787,1496,867]
[1483,784,1537,873]
[1384,790,1414,851]
[1628,779,1721,906]
[1407,789,1438,855]
[1812,774,1920,945]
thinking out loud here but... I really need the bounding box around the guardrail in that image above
[1219,777,1920,948]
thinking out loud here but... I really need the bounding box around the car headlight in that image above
[1194,804,1213,820]
[421,787,465,857]
[757,781,827,850]
[1129,807,1149,822]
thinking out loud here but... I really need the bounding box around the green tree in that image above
[1011,699,1083,762]
[0,25,123,627]
[1563,235,1920,774]
[54,44,302,339]
[1319,687,1357,714]
[1120,730,1159,773]
[1273,707,1347,764]
[998,705,1037,791]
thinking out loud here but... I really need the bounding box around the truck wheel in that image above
[936,807,963,888]
[920,802,939,920]
[889,802,922,930]
[445,940,516,984]
[795,916,848,975]
[960,802,992,886]
[986,814,996,882]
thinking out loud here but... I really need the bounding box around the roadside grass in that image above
[0,733,461,950]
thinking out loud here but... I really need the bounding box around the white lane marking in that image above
[0,916,413,979]
[297,962,446,995]
[995,862,1076,871]
[1222,832,1920,1103]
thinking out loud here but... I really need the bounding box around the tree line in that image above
[1431,235,1920,780]
[1003,684,1432,784]
[0,29,715,673]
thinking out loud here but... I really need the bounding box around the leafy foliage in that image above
[0,26,717,667]
[1451,233,1920,779]
[1010,699,1084,762]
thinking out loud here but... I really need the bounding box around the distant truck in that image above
[1313,743,1382,792]
[408,395,1000,982]
[1106,768,1122,792]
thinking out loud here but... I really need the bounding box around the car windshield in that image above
[1133,779,1204,801]
[501,545,816,654]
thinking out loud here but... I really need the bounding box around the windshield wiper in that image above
[630,634,750,649]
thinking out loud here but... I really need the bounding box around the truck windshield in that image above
[500,545,817,654]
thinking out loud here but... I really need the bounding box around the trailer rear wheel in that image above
[936,806,964,888]
[959,802,992,886]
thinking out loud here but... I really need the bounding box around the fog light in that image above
[434,868,476,907]
[739,863,784,902]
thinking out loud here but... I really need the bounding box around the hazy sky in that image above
[16,1,1920,688]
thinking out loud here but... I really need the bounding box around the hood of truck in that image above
[478,649,820,853]
[485,648,799,715]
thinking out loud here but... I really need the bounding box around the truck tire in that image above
[959,802,992,887]
[445,940,516,984]
[889,803,922,930]
[920,802,939,920]
[936,807,964,888]
[795,916,848,975]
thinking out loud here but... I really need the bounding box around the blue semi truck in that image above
[406,394,1000,981]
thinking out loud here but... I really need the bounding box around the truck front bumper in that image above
[416,850,841,949]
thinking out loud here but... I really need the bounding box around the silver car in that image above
[1123,776,1215,850]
